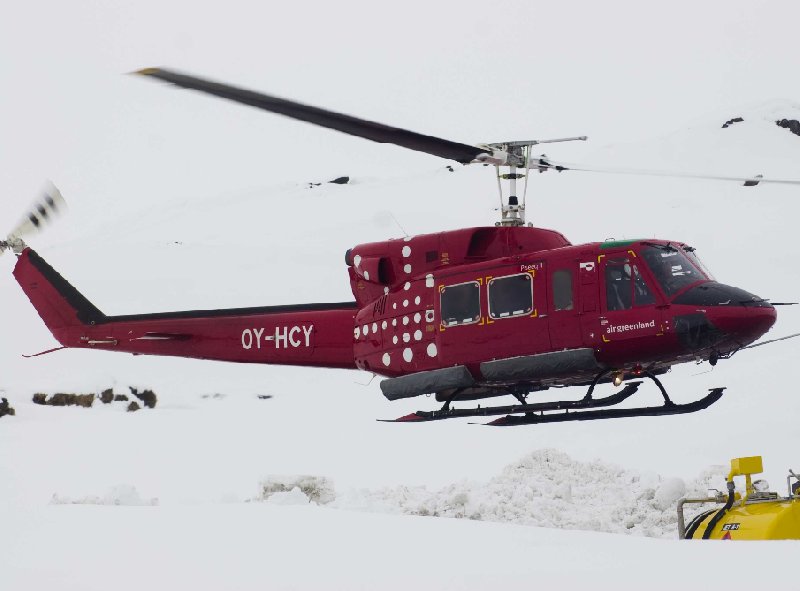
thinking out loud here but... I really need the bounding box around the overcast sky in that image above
[2,0,800,211]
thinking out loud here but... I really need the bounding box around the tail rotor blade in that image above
[135,68,487,164]
[4,183,67,255]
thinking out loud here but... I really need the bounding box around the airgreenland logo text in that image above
[605,320,655,334]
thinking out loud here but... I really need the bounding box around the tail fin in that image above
[13,248,105,343]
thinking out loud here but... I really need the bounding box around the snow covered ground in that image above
[2,2,800,589]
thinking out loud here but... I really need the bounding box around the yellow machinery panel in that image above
[729,456,763,478]
[680,455,800,540]
[687,500,800,540]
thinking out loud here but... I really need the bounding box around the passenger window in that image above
[489,273,533,319]
[552,270,573,311]
[441,281,480,326]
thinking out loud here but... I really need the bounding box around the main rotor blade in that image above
[541,160,800,186]
[135,68,486,164]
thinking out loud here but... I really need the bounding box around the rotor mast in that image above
[486,136,587,227]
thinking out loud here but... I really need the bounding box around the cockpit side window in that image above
[440,281,481,326]
[633,265,656,306]
[605,257,656,311]
[605,257,632,311]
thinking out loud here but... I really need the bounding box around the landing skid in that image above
[380,369,725,426]
[381,381,643,423]
[487,387,724,426]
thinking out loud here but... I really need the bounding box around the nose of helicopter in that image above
[672,282,777,350]
[707,303,777,346]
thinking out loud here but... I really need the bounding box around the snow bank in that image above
[264,486,312,505]
[51,484,158,506]
[317,449,727,538]
[258,475,335,505]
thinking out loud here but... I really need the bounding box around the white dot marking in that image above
[382,353,391,366]
[414,330,422,341]
[427,343,438,357]
[402,245,411,257]
[403,348,413,362]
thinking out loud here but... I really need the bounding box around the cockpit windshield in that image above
[640,244,710,297]
[683,248,715,281]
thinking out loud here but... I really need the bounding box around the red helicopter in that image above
[3,68,798,425]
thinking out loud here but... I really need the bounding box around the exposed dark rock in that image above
[48,393,69,406]
[722,116,744,129]
[309,176,350,188]
[32,393,94,407]
[130,387,157,409]
[31,387,155,411]
[776,119,800,137]
[73,394,95,408]
[0,398,15,418]
[127,401,141,412]
[257,394,273,400]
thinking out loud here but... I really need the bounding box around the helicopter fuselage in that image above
[348,226,775,394]
[13,225,775,402]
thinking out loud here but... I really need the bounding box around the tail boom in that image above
[13,248,357,369]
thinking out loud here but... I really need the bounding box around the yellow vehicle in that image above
[679,456,800,540]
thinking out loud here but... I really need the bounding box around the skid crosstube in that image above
[381,381,642,423]
[487,387,725,426]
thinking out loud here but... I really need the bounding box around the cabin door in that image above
[598,251,663,346]
[577,258,602,347]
